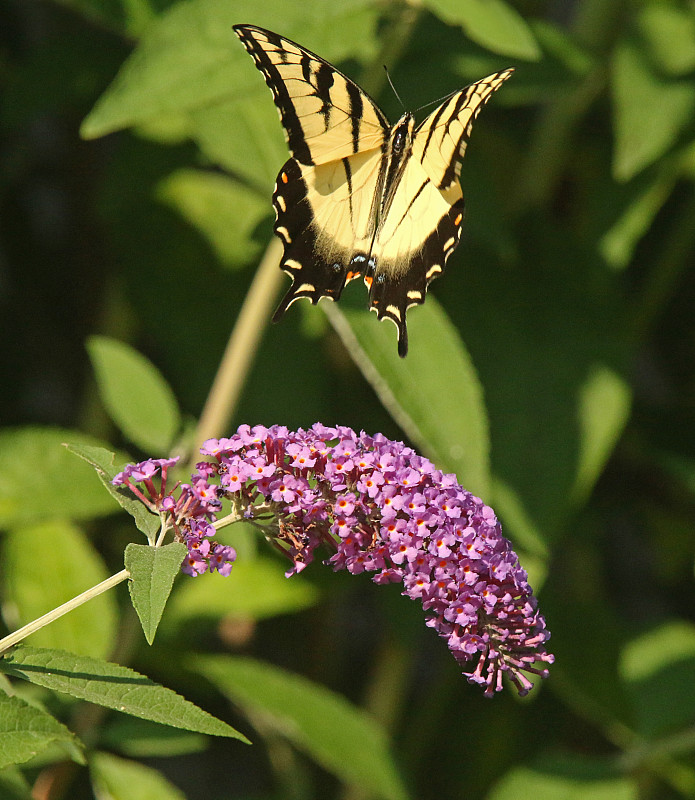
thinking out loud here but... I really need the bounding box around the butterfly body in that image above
[234,24,513,356]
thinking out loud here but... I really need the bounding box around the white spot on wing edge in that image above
[443,237,456,251]
[276,226,292,243]
[406,290,422,301]
[275,194,287,213]
[426,264,442,280]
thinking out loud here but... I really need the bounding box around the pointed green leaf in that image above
[80,0,240,139]
[189,90,286,188]
[0,428,121,528]
[324,298,490,497]
[572,366,631,505]
[636,4,695,76]
[425,0,540,60]
[0,693,84,770]
[612,36,695,181]
[125,543,188,644]
[599,159,681,270]
[65,443,160,540]
[1,520,117,659]
[194,655,407,800]
[90,752,186,800]
[87,336,181,452]
[158,170,268,266]
[620,621,695,738]
[1,646,249,742]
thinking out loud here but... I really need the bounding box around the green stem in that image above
[0,569,130,656]
[189,237,284,466]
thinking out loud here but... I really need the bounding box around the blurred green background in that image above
[2,0,695,798]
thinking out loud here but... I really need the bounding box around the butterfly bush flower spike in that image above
[114,424,553,697]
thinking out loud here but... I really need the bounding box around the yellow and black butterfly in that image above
[234,24,513,357]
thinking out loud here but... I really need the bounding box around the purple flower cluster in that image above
[113,457,237,577]
[114,423,553,696]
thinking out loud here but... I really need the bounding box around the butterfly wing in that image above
[233,25,388,166]
[234,25,390,319]
[367,69,515,355]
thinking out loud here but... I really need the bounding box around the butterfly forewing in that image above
[414,70,514,192]
[234,25,389,166]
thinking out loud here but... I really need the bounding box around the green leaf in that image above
[49,0,157,37]
[65,443,160,540]
[636,4,695,76]
[1,646,249,742]
[425,0,540,61]
[90,752,186,800]
[80,0,240,139]
[490,755,637,800]
[0,692,84,770]
[125,543,188,644]
[87,336,181,453]
[157,170,268,266]
[100,717,207,759]
[0,427,121,528]
[612,36,695,181]
[189,91,287,190]
[194,655,407,800]
[620,621,695,738]
[571,365,631,505]
[599,158,681,270]
[162,556,319,629]
[1,520,117,659]
[489,477,548,562]
[324,298,490,497]
[80,0,378,141]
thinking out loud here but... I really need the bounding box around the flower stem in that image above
[191,238,284,463]
[0,569,130,655]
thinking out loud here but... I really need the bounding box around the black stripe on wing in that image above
[271,158,350,320]
[235,26,313,165]
[367,197,465,358]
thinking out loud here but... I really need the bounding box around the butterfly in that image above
[234,24,513,356]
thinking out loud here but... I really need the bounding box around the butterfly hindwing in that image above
[234,24,513,356]
[272,157,362,316]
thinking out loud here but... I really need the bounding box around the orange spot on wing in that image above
[281,172,289,184]
[364,276,373,289]
[454,213,462,226]
[346,270,361,282]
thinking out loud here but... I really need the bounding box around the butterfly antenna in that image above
[383,65,405,110]
[413,88,458,116]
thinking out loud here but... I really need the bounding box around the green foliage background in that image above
[1,0,695,798]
